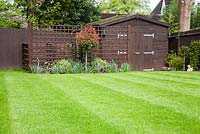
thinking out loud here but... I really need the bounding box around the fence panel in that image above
[0,28,27,69]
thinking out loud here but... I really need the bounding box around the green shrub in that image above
[53,59,72,74]
[106,61,118,73]
[50,65,59,74]
[69,60,84,73]
[93,58,108,72]
[87,58,108,73]
[165,53,184,71]
[120,63,131,72]
[189,42,200,70]
[29,65,44,74]
[88,62,101,73]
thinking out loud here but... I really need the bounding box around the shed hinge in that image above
[118,34,127,38]
[144,33,155,38]
[143,68,154,71]
[144,51,154,55]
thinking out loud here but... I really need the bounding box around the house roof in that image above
[92,14,169,27]
[151,0,171,16]
[151,0,163,16]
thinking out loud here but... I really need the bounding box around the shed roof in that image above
[92,14,169,27]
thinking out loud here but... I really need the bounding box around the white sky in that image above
[149,0,161,10]
[149,0,200,10]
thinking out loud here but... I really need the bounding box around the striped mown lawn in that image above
[0,70,200,134]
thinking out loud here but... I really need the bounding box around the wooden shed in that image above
[92,14,169,71]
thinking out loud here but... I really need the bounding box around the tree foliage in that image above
[191,4,200,29]
[189,42,200,70]
[99,0,150,15]
[0,0,23,28]
[14,0,100,25]
[162,0,178,33]
[162,0,200,33]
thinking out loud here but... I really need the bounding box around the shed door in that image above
[143,33,154,71]
[132,33,142,70]
[131,33,154,71]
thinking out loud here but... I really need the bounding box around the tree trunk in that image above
[85,50,88,73]
[178,0,194,32]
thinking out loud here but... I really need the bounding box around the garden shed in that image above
[23,15,168,71]
[92,14,169,71]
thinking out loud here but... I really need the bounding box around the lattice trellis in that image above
[25,24,129,67]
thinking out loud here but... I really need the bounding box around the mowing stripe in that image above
[0,72,11,134]
[110,73,200,97]
[44,74,200,134]
[133,71,200,83]
[5,73,121,134]
[159,71,200,77]
[149,72,200,80]
[126,72,200,86]
[75,74,200,122]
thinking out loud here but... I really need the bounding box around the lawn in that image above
[0,70,200,134]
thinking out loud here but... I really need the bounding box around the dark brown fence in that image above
[169,29,200,52]
[0,28,28,69]
[25,24,130,68]
[27,24,79,66]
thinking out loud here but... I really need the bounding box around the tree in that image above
[162,0,200,33]
[162,0,178,33]
[100,0,150,15]
[14,0,100,25]
[76,26,100,73]
[178,0,194,32]
[0,0,23,28]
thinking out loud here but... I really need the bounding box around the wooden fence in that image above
[0,28,28,69]
[25,24,130,68]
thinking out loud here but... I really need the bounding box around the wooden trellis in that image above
[24,24,130,68]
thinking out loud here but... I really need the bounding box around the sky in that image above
[149,0,160,10]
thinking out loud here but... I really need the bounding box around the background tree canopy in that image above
[0,0,23,28]
[14,0,100,25]
[99,0,150,14]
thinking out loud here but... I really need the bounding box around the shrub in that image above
[120,63,131,72]
[29,65,44,74]
[53,59,72,74]
[49,65,59,74]
[69,60,84,73]
[106,61,118,73]
[88,62,102,73]
[189,42,200,70]
[93,58,108,72]
[165,53,184,71]
[87,58,109,73]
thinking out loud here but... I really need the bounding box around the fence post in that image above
[127,25,132,65]
[28,23,33,65]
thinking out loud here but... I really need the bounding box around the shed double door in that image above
[131,32,154,71]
